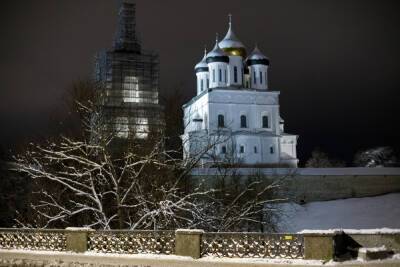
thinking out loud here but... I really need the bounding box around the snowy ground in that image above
[277,193,400,232]
[1,249,400,266]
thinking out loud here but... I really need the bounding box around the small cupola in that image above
[206,36,229,64]
[246,45,270,66]
[195,48,209,73]
[246,45,269,90]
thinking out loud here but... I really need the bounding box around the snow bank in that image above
[299,228,400,234]
[277,193,400,232]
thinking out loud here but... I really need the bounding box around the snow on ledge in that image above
[358,246,387,253]
[65,227,94,232]
[191,167,400,176]
[176,229,204,234]
[299,228,400,235]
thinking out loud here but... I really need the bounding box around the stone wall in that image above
[190,168,400,202]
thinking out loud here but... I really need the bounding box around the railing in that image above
[1,228,399,262]
[201,232,304,259]
[0,228,66,251]
[0,228,344,260]
[87,230,175,255]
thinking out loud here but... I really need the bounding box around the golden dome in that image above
[218,15,247,58]
[222,47,247,58]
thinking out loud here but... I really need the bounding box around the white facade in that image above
[182,17,298,167]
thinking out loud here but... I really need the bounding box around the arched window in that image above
[253,71,257,84]
[262,115,269,128]
[270,146,274,154]
[200,79,203,91]
[218,114,225,128]
[254,146,258,154]
[234,66,238,83]
[260,71,263,84]
[221,146,227,154]
[207,78,209,89]
[240,145,245,154]
[219,69,222,82]
[240,115,247,128]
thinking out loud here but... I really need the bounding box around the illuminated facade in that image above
[95,0,164,145]
[182,16,298,167]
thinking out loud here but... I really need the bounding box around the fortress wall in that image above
[190,168,400,203]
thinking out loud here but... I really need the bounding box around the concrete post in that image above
[65,227,94,253]
[175,229,204,259]
[303,232,338,261]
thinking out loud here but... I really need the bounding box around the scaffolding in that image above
[94,0,165,147]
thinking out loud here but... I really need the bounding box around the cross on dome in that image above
[218,14,247,57]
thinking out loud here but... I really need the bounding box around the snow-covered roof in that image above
[218,16,245,50]
[207,42,226,58]
[194,49,209,72]
[246,45,270,66]
[206,38,229,63]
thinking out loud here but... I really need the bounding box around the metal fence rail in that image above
[201,232,304,259]
[0,228,66,251]
[87,230,175,255]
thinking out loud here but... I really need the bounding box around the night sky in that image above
[1,0,399,164]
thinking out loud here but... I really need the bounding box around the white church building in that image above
[181,16,299,167]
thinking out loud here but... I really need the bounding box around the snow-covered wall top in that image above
[191,167,400,176]
[299,228,400,235]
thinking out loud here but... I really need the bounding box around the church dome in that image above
[206,37,229,64]
[218,15,247,57]
[195,49,209,73]
[246,45,270,66]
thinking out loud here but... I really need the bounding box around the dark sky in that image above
[1,0,399,164]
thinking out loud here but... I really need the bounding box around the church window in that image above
[253,71,257,84]
[262,115,269,128]
[270,146,274,154]
[260,71,263,84]
[240,115,247,128]
[240,145,245,154]
[213,69,215,82]
[207,78,209,89]
[225,69,227,83]
[218,114,225,128]
[219,69,222,82]
[200,79,203,91]
[234,66,238,83]
[221,146,227,154]
[254,146,258,154]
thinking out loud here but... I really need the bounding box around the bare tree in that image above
[305,147,345,168]
[14,88,288,231]
[185,128,291,232]
[14,127,218,229]
[353,146,398,167]
[202,172,287,232]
